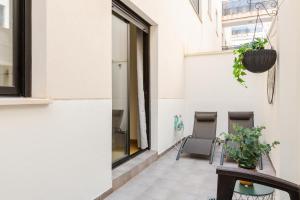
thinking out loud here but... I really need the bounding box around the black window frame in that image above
[0,0,31,97]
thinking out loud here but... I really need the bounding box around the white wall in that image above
[127,0,222,153]
[0,0,223,199]
[0,0,113,200]
[0,100,112,200]
[47,0,112,99]
[157,99,185,154]
[269,0,300,183]
[184,52,265,135]
[258,0,300,185]
[185,0,300,185]
[129,0,222,99]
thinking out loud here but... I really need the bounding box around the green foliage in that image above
[223,125,279,169]
[233,38,268,87]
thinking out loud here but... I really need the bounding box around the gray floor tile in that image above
[105,146,275,200]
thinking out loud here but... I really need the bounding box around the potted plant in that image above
[223,125,279,186]
[233,38,277,87]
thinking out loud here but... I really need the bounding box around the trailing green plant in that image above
[223,125,279,169]
[233,38,268,87]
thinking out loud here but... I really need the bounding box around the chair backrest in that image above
[192,112,217,140]
[228,112,254,134]
[216,167,300,200]
[112,110,124,129]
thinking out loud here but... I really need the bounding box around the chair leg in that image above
[210,139,217,164]
[220,145,225,166]
[259,155,263,170]
[176,137,188,160]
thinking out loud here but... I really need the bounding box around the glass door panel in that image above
[112,14,129,163]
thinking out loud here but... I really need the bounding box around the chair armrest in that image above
[216,166,300,200]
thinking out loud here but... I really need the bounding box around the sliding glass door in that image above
[112,1,150,167]
[112,14,129,163]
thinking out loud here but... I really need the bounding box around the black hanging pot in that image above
[242,49,277,73]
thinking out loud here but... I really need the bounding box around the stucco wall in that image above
[127,0,222,153]
[260,0,300,185]
[129,0,222,99]
[0,0,113,200]
[0,0,223,199]
[47,0,112,99]
[184,0,300,185]
[0,100,112,200]
[184,52,266,136]
[276,0,300,183]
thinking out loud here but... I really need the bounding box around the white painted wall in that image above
[126,0,222,153]
[129,0,222,99]
[268,0,300,183]
[254,0,300,186]
[47,0,112,99]
[259,17,281,172]
[184,52,265,135]
[0,0,224,199]
[157,99,185,154]
[0,0,114,200]
[0,100,112,200]
[32,0,47,98]
[184,0,300,186]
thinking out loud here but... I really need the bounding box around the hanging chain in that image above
[249,0,279,49]
[253,11,274,49]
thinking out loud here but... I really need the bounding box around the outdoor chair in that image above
[212,166,300,200]
[112,110,126,150]
[176,112,217,164]
[220,112,263,170]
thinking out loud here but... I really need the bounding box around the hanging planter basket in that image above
[242,49,277,73]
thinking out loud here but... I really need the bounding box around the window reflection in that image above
[0,0,13,87]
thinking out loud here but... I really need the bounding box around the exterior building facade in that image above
[222,0,273,48]
[0,0,222,199]
[0,0,300,199]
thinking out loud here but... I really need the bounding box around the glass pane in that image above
[0,0,13,87]
[208,0,212,18]
[112,15,129,163]
[191,0,199,14]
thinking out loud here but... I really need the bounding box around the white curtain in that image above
[136,30,148,149]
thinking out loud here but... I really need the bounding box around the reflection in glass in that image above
[0,0,13,87]
[112,14,129,163]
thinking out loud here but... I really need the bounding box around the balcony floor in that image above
[105,145,275,200]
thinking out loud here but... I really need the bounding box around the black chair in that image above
[176,112,217,164]
[220,112,263,170]
[214,166,300,200]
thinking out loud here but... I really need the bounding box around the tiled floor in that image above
[105,145,275,200]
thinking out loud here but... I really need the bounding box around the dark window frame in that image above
[112,0,151,169]
[190,0,203,22]
[0,0,31,97]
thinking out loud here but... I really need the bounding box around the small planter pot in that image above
[242,49,277,73]
[239,165,257,186]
